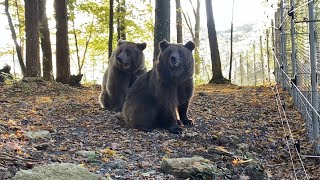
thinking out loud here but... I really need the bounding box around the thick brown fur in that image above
[99,40,147,112]
[122,40,195,134]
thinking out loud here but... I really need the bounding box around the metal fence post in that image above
[272,19,278,83]
[260,36,265,84]
[246,51,249,86]
[280,0,287,90]
[240,54,243,86]
[266,29,271,82]
[290,0,297,105]
[308,0,320,154]
[234,57,237,84]
[254,42,257,86]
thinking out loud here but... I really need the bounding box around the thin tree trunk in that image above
[72,18,81,74]
[55,0,70,83]
[154,0,170,65]
[5,0,26,76]
[205,0,224,83]
[176,0,182,43]
[39,0,53,81]
[108,0,114,58]
[116,0,126,40]
[14,0,24,62]
[228,0,235,80]
[194,0,200,75]
[79,20,93,75]
[25,0,40,77]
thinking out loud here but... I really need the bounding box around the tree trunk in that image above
[55,0,70,83]
[108,0,114,58]
[5,0,26,76]
[154,0,170,65]
[175,0,182,43]
[205,0,223,83]
[25,0,41,77]
[194,0,200,75]
[39,0,53,81]
[116,0,126,40]
[228,0,235,80]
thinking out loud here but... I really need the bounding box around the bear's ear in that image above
[137,42,147,51]
[184,41,195,52]
[118,39,125,46]
[159,40,170,52]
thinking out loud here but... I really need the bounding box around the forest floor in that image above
[0,80,319,179]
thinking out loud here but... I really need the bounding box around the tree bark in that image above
[25,0,41,77]
[5,0,26,76]
[205,0,223,83]
[55,0,70,83]
[154,0,170,65]
[175,0,182,43]
[108,0,114,58]
[116,0,126,40]
[39,0,53,81]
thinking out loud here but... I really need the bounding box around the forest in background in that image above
[0,0,276,85]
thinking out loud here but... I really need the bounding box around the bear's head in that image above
[115,39,147,71]
[157,40,195,80]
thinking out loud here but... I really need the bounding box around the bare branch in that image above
[182,10,195,41]
[188,0,196,18]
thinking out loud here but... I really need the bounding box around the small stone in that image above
[141,170,156,177]
[25,130,51,140]
[13,163,106,180]
[34,143,49,151]
[244,162,268,180]
[76,151,97,158]
[161,156,224,178]
[107,159,127,169]
[111,143,120,150]
[237,143,250,152]
[185,132,198,138]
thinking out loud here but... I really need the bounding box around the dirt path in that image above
[0,81,318,179]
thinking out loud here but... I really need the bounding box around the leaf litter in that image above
[0,81,319,179]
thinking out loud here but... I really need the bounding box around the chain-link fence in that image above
[231,0,320,155]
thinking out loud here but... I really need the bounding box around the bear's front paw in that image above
[168,126,183,134]
[181,118,194,126]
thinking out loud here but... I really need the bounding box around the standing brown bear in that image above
[122,40,195,134]
[99,40,147,112]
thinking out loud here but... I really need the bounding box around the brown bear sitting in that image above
[122,40,195,134]
[99,40,147,112]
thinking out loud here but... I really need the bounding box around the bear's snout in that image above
[117,56,129,67]
[170,55,180,67]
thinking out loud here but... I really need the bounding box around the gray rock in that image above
[107,159,127,169]
[237,143,250,152]
[13,163,107,180]
[76,150,98,159]
[161,156,224,178]
[25,130,51,140]
[244,162,268,180]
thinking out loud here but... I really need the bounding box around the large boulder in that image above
[13,163,107,180]
[161,156,224,178]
